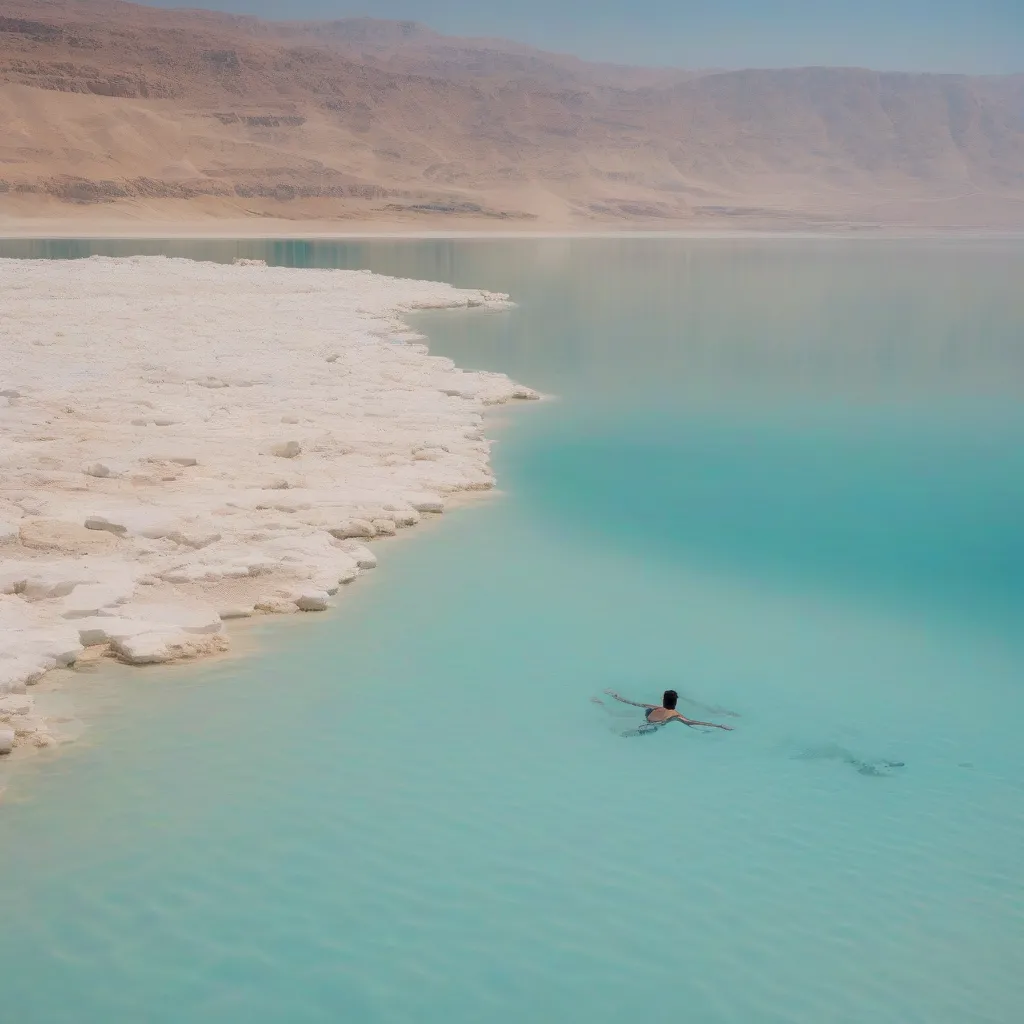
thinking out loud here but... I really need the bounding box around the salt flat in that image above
[0,255,537,751]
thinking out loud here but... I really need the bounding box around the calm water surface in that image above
[1,238,1023,1023]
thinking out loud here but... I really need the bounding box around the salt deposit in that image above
[0,256,537,751]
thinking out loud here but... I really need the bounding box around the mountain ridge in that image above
[1,0,1022,228]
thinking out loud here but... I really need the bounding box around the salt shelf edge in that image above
[0,256,539,752]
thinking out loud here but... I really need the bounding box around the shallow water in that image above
[2,238,1023,1023]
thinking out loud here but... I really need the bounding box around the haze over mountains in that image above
[1,0,1022,228]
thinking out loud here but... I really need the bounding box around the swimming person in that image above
[604,689,735,732]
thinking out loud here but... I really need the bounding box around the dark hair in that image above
[663,690,678,710]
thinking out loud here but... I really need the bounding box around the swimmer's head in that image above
[663,690,678,710]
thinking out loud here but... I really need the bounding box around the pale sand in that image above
[0,255,539,753]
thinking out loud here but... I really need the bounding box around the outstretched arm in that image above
[675,716,734,731]
[604,689,656,709]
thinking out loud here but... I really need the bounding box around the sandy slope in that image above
[0,255,537,753]
[0,1,1022,229]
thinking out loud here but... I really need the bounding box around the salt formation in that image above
[0,256,537,751]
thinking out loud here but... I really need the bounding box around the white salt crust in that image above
[0,256,537,750]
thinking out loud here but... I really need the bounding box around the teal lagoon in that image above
[1,238,1023,1023]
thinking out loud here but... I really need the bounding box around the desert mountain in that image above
[1,0,1022,227]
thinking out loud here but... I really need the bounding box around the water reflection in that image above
[2,236,1022,407]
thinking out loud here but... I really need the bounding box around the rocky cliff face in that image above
[1,0,1022,226]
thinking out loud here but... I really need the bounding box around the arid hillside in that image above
[1,0,1022,228]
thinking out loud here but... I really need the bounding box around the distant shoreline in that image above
[2,220,1023,242]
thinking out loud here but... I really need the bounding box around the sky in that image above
[147,0,1023,73]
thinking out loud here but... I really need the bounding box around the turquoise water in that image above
[2,238,1024,1023]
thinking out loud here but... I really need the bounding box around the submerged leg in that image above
[622,723,661,738]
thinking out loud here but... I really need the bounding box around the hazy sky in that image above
[148,0,1023,73]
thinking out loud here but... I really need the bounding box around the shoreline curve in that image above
[0,255,538,753]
